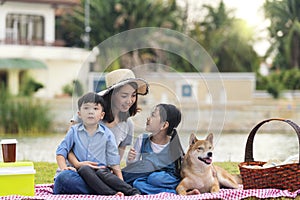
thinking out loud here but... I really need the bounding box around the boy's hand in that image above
[127,148,136,161]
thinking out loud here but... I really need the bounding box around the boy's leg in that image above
[77,165,117,195]
[53,170,94,194]
[133,178,177,194]
[96,168,140,195]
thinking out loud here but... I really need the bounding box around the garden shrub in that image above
[0,86,52,134]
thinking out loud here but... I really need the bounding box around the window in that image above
[88,73,106,93]
[6,14,44,44]
[176,80,198,102]
[182,84,192,97]
[93,79,106,93]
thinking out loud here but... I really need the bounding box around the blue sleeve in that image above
[106,130,120,166]
[56,126,75,158]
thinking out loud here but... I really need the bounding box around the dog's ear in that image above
[189,133,197,145]
[206,133,214,144]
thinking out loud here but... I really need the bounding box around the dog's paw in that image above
[186,189,201,195]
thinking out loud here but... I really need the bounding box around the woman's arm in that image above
[118,146,126,160]
[68,151,99,170]
[67,151,80,169]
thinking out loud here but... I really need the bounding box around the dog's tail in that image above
[215,166,242,188]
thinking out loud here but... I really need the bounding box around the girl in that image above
[122,103,184,194]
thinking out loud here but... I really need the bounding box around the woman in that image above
[53,69,149,194]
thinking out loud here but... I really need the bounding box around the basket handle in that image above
[244,118,300,162]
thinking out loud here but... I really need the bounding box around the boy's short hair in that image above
[78,92,105,111]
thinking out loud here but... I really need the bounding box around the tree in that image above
[59,0,184,48]
[189,1,260,72]
[264,0,300,70]
[58,0,193,71]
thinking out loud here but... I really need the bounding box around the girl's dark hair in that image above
[102,82,140,123]
[78,92,105,111]
[157,104,184,177]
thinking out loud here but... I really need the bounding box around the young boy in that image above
[55,92,140,196]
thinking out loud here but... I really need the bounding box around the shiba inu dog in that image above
[176,133,240,195]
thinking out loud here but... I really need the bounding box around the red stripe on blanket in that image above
[0,184,299,200]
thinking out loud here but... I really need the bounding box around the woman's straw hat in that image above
[98,69,149,96]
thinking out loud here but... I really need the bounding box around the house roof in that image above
[1,0,79,6]
[0,58,47,69]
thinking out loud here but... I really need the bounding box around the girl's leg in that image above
[147,171,180,189]
[53,170,94,194]
[77,165,117,195]
[96,168,140,195]
[132,171,180,194]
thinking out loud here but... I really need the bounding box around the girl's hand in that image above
[127,148,136,161]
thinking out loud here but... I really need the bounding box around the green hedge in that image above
[0,87,52,134]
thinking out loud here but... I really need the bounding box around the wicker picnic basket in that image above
[238,118,300,191]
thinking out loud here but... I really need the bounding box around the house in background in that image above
[0,0,260,105]
[0,0,92,98]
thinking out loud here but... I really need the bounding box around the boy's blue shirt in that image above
[56,122,120,167]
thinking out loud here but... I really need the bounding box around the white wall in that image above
[0,1,55,44]
[0,45,92,98]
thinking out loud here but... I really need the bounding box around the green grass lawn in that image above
[34,162,57,184]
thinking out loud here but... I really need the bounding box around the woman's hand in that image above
[76,161,103,169]
[62,166,77,172]
[68,151,102,170]
[127,147,136,161]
